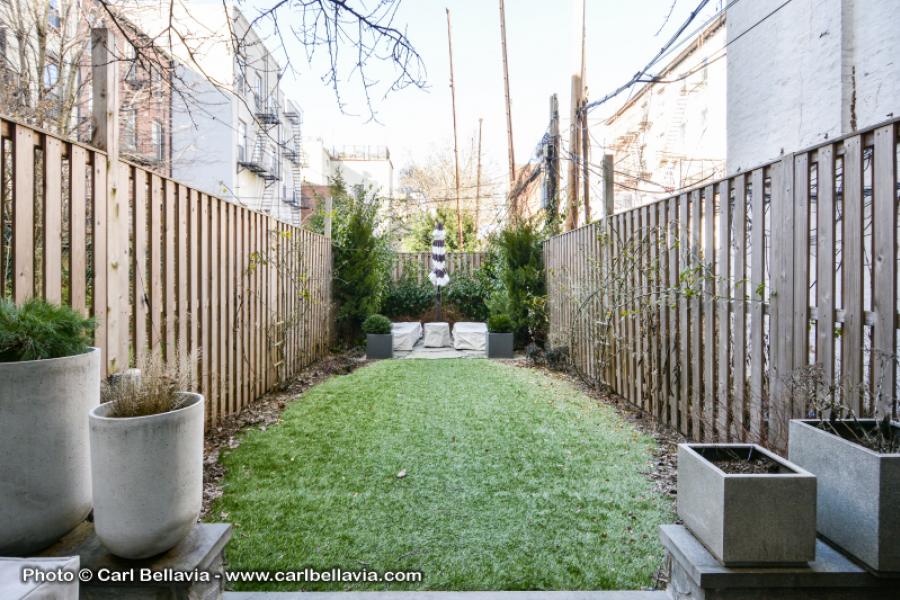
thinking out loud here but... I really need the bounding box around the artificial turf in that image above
[212,359,673,591]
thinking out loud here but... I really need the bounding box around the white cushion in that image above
[391,322,422,351]
[423,322,452,348]
[452,322,487,351]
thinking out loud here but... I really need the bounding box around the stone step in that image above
[225,592,668,600]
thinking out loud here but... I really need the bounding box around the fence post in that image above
[91,28,129,375]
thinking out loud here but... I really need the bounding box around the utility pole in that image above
[446,8,463,248]
[579,0,589,224]
[565,73,581,231]
[581,98,590,224]
[565,0,587,231]
[498,0,517,221]
[602,153,615,219]
[475,117,483,232]
[546,94,560,220]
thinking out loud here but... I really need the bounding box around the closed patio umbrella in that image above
[429,222,450,319]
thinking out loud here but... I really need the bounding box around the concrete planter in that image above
[487,332,514,358]
[677,443,817,566]
[788,419,900,573]
[89,393,204,559]
[366,333,393,359]
[0,348,100,555]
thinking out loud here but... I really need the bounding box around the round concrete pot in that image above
[89,392,204,559]
[0,347,101,555]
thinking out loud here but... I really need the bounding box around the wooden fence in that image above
[545,118,899,450]
[391,251,487,283]
[0,115,332,423]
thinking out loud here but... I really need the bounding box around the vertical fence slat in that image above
[69,146,87,315]
[164,180,176,365]
[703,184,717,441]
[176,185,188,368]
[133,168,148,367]
[43,136,63,304]
[678,193,690,435]
[872,125,897,417]
[717,179,731,441]
[92,152,108,376]
[668,198,680,428]
[732,175,747,440]
[792,153,811,412]
[13,125,36,303]
[150,175,163,354]
[690,189,702,440]
[841,137,864,414]
[769,157,792,449]
[749,168,766,440]
[816,146,836,392]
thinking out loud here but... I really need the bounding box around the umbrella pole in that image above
[435,286,442,321]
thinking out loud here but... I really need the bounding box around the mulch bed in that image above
[202,349,366,517]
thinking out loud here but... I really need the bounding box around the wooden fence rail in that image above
[0,116,333,423]
[391,251,487,283]
[545,118,900,451]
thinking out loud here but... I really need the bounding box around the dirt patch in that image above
[710,452,784,474]
[202,349,366,517]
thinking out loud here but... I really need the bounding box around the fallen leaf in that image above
[396,469,407,479]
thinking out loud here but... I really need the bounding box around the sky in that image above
[245,0,724,185]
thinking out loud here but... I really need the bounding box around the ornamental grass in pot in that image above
[363,314,393,359]
[0,299,99,555]
[89,355,203,559]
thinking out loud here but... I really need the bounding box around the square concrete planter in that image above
[487,332,513,358]
[677,443,817,566]
[788,419,900,574]
[366,334,393,359]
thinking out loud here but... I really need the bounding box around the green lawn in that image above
[212,359,672,591]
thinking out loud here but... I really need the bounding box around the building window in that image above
[255,73,263,109]
[123,108,137,149]
[124,42,138,82]
[43,63,59,89]
[152,120,164,161]
[238,120,247,161]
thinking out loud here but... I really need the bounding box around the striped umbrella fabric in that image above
[428,222,450,287]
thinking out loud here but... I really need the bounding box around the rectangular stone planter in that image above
[788,419,900,574]
[677,443,817,566]
[487,332,513,358]
[366,334,393,359]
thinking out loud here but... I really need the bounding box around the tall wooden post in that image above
[565,73,582,231]
[446,9,463,247]
[92,28,128,375]
[498,0,517,220]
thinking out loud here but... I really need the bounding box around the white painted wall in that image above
[726,0,900,173]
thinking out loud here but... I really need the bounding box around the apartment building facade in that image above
[596,14,726,211]
[0,1,174,174]
[130,1,303,224]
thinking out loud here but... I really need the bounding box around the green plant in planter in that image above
[362,314,392,335]
[487,314,514,334]
[0,298,96,362]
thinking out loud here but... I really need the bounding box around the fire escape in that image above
[237,92,281,214]
[282,107,304,226]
